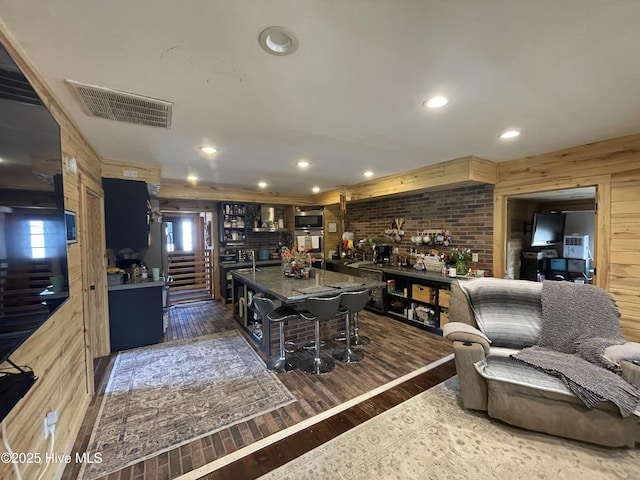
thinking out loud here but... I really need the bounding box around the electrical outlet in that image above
[472,253,479,262]
[44,410,58,438]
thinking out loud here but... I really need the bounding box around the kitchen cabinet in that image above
[103,177,150,249]
[108,283,163,352]
[219,203,246,244]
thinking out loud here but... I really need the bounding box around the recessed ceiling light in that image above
[500,130,520,139]
[312,186,320,193]
[187,175,198,183]
[200,146,217,154]
[423,96,448,109]
[258,181,267,189]
[259,26,299,56]
[363,170,374,177]
[297,160,310,168]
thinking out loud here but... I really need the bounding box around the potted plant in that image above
[450,247,472,276]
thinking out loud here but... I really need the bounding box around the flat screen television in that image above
[0,42,68,421]
[531,212,565,247]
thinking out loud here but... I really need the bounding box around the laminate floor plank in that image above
[63,299,454,480]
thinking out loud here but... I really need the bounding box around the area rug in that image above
[81,330,295,480]
[259,377,640,480]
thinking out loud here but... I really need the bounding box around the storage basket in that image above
[107,272,123,286]
[412,284,435,303]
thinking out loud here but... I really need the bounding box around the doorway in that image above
[162,212,213,304]
[504,187,596,282]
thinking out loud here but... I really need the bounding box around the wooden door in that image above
[80,181,109,392]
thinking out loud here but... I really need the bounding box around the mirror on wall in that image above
[0,41,69,366]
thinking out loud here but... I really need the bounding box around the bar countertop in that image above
[324,259,469,284]
[230,266,385,304]
[107,279,166,292]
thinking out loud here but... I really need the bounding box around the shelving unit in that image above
[220,203,247,244]
[384,273,450,335]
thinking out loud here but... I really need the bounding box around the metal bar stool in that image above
[333,289,369,362]
[253,295,300,373]
[299,293,343,374]
[350,289,371,346]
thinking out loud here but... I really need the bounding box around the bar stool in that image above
[349,289,371,346]
[333,289,369,363]
[299,294,343,374]
[253,295,300,373]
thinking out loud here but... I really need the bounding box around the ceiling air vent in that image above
[66,80,172,129]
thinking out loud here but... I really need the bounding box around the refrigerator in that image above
[142,222,171,331]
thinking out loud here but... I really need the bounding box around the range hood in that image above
[252,205,286,232]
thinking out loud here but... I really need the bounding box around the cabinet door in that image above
[103,178,149,249]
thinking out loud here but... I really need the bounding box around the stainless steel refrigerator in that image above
[142,222,172,329]
[143,222,171,276]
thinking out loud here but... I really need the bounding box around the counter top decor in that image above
[281,244,312,278]
[450,247,472,275]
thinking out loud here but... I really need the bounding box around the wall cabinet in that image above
[103,177,149,249]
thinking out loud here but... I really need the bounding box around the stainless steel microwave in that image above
[294,210,324,229]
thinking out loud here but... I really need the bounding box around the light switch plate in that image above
[472,253,479,262]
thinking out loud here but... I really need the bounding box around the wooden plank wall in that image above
[609,169,640,341]
[494,133,640,341]
[0,28,105,480]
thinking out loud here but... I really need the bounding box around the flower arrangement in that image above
[449,247,472,262]
[281,244,312,268]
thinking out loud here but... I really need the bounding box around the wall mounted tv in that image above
[0,41,69,421]
[531,211,566,247]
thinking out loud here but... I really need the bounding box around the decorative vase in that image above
[283,263,297,277]
[455,259,467,276]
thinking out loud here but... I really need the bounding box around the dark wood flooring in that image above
[62,299,454,480]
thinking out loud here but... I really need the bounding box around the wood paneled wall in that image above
[0,27,105,480]
[494,133,640,341]
[609,169,640,341]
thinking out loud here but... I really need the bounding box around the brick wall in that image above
[343,184,494,272]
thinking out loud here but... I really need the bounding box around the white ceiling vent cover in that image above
[66,80,172,128]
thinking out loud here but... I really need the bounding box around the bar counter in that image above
[230,266,385,304]
[229,266,385,355]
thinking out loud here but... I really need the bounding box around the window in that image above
[182,220,193,252]
[166,222,175,252]
[29,220,46,259]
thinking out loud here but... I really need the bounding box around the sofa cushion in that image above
[475,355,572,397]
[459,278,543,349]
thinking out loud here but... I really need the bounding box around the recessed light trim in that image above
[200,146,217,154]
[312,186,320,193]
[424,96,448,109]
[297,160,310,168]
[187,175,198,183]
[259,26,299,56]
[258,181,267,188]
[363,170,374,177]
[500,129,520,139]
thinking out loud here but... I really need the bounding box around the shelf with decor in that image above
[382,272,452,335]
[220,203,247,244]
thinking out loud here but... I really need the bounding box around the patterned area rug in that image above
[259,377,640,480]
[82,330,295,480]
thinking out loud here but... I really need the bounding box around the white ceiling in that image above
[1,1,640,195]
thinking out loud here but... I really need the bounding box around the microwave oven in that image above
[294,210,324,229]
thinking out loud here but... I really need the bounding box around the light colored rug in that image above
[259,377,640,480]
[82,330,295,480]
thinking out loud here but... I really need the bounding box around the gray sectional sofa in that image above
[445,277,640,447]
